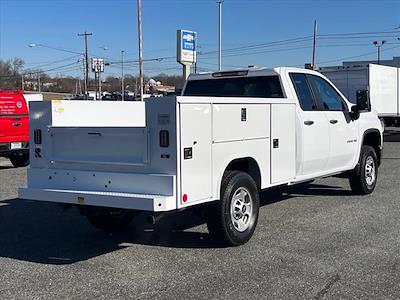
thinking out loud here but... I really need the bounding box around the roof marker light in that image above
[211,71,248,78]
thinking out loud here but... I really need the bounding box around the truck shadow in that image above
[0,182,351,265]
[0,165,14,170]
[384,128,400,142]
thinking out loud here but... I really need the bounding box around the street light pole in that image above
[78,32,93,99]
[217,0,223,71]
[28,43,83,55]
[121,50,125,101]
[373,40,386,65]
[137,0,144,101]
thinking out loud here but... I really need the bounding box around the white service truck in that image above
[321,64,400,126]
[19,67,383,246]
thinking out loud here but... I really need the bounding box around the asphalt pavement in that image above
[0,129,399,299]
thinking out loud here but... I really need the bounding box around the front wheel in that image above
[349,145,378,195]
[207,171,260,246]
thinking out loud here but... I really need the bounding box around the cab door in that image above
[289,73,330,177]
[307,75,358,171]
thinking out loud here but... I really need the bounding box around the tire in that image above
[10,153,29,168]
[86,208,137,233]
[349,145,378,195]
[207,171,260,246]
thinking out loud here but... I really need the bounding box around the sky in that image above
[0,0,400,78]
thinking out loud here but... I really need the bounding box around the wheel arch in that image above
[219,157,262,193]
[361,129,382,165]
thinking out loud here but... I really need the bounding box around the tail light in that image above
[159,130,169,148]
[34,129,42,144]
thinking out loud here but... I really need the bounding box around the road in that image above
[0,129,399,299]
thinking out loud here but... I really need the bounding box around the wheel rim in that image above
[230,187,253,232]
[365,156,376,186]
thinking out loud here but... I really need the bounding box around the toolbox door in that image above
[271,104,296,184]
[180,104,212,205]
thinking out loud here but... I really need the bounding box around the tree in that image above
[0,58,25,89]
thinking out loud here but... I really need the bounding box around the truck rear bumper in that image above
[18,187,177,212]
[0,142,29,157]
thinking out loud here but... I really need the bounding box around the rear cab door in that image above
[289,72,330,178]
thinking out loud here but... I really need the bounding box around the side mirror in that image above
[350,105,360,121]
[356,90,371,112]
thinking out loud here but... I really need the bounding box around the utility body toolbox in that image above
[19,94,296,211]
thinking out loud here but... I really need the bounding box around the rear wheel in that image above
[86,208,137,233]
[10,153,29,168]
[349,145,378,195]
[206,171,260,246]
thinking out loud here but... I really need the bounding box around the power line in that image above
[317,44,400,66]
[24,55,81,70]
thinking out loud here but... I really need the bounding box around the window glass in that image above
[183,76,284,98]
[290,73,316,111]
[307,75,346,111]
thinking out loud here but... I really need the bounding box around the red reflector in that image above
[183,194,188,202]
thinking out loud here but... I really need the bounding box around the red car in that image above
[0,89,30,167]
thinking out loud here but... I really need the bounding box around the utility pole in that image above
[21,74,24,90]
[37,72,41,92]
[78,31,93,99]
[78,79,82,95]
[137,0,144,101]
[312,19,317,70]
[121,50,125,101]
[373,40,386,64]
[217,0,223,71]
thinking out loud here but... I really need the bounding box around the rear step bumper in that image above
[18,187,177,212]
[0,142,29,156]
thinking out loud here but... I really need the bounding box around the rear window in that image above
[183,76,284,98]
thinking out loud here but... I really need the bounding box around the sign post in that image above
[177,30,197,80]
[91,58,105,100]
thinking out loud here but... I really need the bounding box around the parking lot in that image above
[0,129,399,299]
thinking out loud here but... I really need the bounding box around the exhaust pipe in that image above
[146,214,158,225]
[146,210,178,225]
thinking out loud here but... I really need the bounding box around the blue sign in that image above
[182,31,196,51]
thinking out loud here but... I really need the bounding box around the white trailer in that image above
[320,64,400,126]
[19,67,383,246]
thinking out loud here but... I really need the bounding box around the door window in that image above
[307,75,347,111]
[289,73,316,111]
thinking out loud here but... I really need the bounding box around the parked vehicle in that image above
[19,67,383,245]
[0,89,31,167]
[320,64,400,127]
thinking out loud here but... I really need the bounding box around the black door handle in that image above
[330,119,338,124]
[304,120,314,126]
[88,132,102,136]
